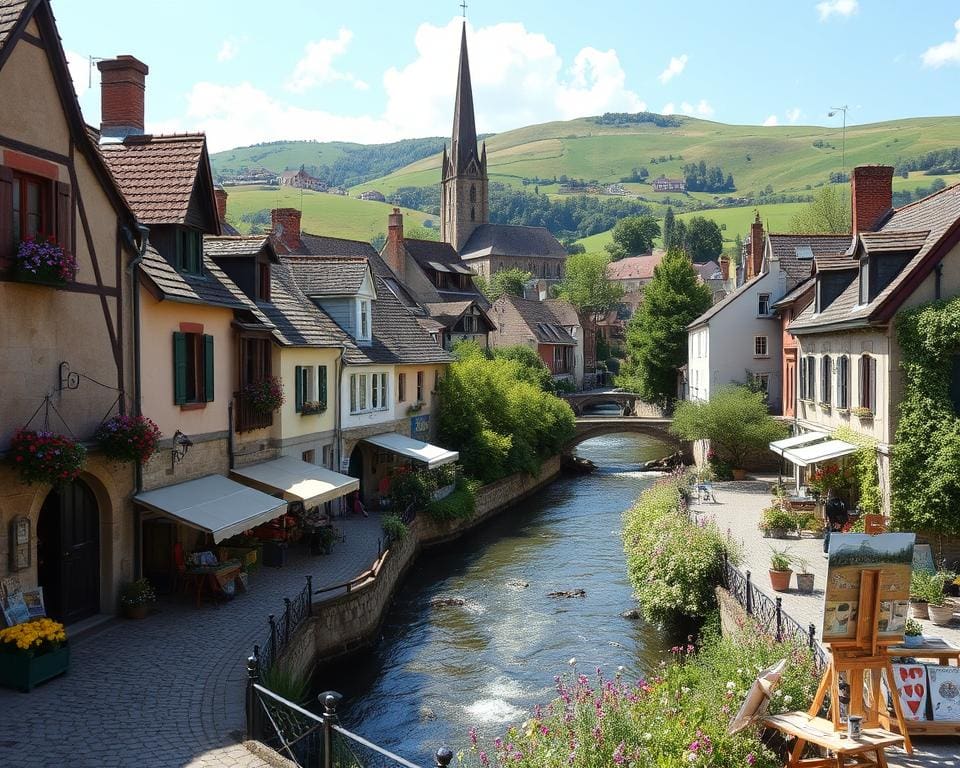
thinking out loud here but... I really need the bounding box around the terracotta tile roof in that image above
[203,235,272,259]
[767,233,852,283]
[284,257,370,297]
[606,252,664,282]
[461,223,566,260]
[99,134,207,224]
[0,0,29,53]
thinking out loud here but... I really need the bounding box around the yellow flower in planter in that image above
[0,618,67,653]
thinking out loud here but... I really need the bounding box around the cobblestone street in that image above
[692,478,960,768]
[0,516,383,768]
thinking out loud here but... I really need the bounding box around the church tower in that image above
[441,23,488,252]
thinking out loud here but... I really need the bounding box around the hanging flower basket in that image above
[95,415,163,464]
[13,236,77,286]
[8,429,86,486]
[243,375,285,414]
[0,618,69,692]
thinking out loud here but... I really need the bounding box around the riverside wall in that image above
[277,456,562,680]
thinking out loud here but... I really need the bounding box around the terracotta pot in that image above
[796,572,815,595]
[732,468,747,481]
[928,602,956,626]
[769,569,793,592]
[122,602,149,620]
[910,601,929,620]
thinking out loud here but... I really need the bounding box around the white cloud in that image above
[816,0,858,21]
[786,107,802,123]
[286,28,368,92]
[683,99,714,117]
[661,102,676,116]
[763,114,779,126]
[658,54,688,84]
[217,39,239,62]
[922,18,960,68]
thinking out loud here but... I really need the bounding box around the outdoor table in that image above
[763,711,902,767]
[886,637,960,665]
[183,560,244,607]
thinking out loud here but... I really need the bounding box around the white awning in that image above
[135,475,287,543]
[362,432,459,469]
[781,439,858,468]
[769,431,828,457]
[230,457,358,508]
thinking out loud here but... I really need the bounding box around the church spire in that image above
[450,22,479,176]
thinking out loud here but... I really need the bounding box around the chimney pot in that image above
[97,55,149,139]
[383,209,405,280]
[214,186,228,224]
[748,212,764,279]
[851,165,894,234]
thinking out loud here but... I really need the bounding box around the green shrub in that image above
[623,477,740,624]
[758,505,802,534]
[388,468,436,512]
[260,665,310,705]
[381,513,407,542]
[427,478,479,522]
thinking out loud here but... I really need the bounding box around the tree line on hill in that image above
[592,111,682,127]
[682,161,735,193]
[894,147,960,177]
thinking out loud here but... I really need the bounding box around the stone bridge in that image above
[567,416,680,451]
[561,388,662,417]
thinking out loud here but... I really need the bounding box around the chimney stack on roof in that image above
[381,208,406,280]
[851,165,894,234]
[271,208,302,252]
[97,55,149,139]
[747,212,764,279]
[214,186,228,225]
[719,255,730,281]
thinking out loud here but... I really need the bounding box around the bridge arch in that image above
[566,417,682,451]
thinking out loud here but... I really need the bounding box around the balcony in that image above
[235,391,273,433]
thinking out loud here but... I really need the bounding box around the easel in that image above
[765,569,910,767]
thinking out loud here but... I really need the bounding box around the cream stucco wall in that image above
[0,35,71,154]
[275,346,340,437]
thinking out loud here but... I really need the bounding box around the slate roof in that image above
[606,252,664,281]
[425,301,473,325]
[814,253,857,272]
[460,224,567,260]
[694,260,723,281]
[203,235,273,259]
[688,272,766,329]
[0,0,28,53]
[99,134,207,224]
[300,233,379,259]
[791,183,960,333]
[543,298,580,328]
[767,233,852,283]
[284,257,370,297]
[493,295,577,346]
[402,238,463,269]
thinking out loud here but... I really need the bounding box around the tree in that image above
[683,217,724,262]
[790,186,850,234]
[605,215,661,259]
[670,386,788,470]
[617,249,712,403]
[662,207,676,250]
[477,268,532,300]
[556,252,624,323]
[404,224,440,241]
[672,219,688,254]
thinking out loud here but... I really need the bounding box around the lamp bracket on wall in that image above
[171,429,194,468]
[59,361,80,392]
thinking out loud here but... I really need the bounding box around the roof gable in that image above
[493,295,577,346]
[460,223,566,260]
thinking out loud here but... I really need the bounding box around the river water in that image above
[321,432,673,760]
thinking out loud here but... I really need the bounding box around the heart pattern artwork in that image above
[893,663,928,720]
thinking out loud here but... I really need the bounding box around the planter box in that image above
[0,644,69,692]
[13,267,67,287]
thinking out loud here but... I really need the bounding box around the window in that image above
[837,356,849,409]
[858,258,869,305]
[416,370,424,402]
[176,228,203,275]
[799,356,807,400]
[318,365,327,408]
[553,346,569,373]
[257,262,271,301]
[820,355,832,405]
[754,336,768,357]
[470,184,476,203]
[398,372,407,402]
[371,372,388,410]
[349,372,386,413]
[753,373,770,394]
[240,338,271,388]
[758,293,770,316]
[295,365,312,412]
[173,331,214,405]
[302,449,315,464]
[11,171,49,243]
[801,355,816,401]
[463,314,477,333]
[357,299,371,342]
[859,354,876,412]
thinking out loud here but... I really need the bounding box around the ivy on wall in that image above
[832,426,882,514]
[891,297,960,534]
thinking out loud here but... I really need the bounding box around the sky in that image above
[51,0,960,153]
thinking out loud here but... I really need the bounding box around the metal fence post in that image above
[268,614,277,664]
[775,597,783,642]
[436,747,454,767]
[246,650,260,739]
[745,570,753,615]
[319,691,343,768]
[283,597,291,644]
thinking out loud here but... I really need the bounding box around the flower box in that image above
[300,401,326,416]
[12,266,67,287]
[12,236,77,286]
[0,644,69,692]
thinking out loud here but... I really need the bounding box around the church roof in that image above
[459,224,567,260]
[450,22,480,176]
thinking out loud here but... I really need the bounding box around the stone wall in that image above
[716,586,752,638]
[275,457,562,681]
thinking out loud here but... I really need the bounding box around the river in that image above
[320,432,674,760]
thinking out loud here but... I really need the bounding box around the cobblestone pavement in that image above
[0,515,383,768]
[692,477,960,767]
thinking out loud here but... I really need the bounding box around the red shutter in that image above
[56,181,71,255]
[0,166,13,266]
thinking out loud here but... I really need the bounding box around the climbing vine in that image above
[891,296,960,534]
[831,426,881,514]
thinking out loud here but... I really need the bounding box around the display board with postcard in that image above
[0,576,46,627]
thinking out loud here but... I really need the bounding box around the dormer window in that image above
[357,298,371,342]
[257,261,271,301]
[176,228,203,275]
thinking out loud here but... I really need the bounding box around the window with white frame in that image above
[370,372,388,410]
[295,365,312,412]
[859,354,876,412]
[416,370,424,402]
[758,293,771,316]
[356,298,372,342]
[820,355,832,405]
[754,335,768,357]
[350,372,388,414]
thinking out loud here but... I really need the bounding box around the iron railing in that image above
[246,670,452,768]
[255,575,313,674]
[722,552,828,671]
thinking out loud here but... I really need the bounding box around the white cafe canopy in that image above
[362,432,459,469]
[781,439,858,468]
[135,475,287,543]
[769,431,828,457]
[230,456,358,508]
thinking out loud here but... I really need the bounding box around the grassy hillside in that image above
[223,186,439,242]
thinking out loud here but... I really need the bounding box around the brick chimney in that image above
[214,186,228,224]
[380,208,406,280]
[271,208,302,252]
[97,55,149,139]
[747,211,764,279]
[851,165,894,233]
[719,255,730,281]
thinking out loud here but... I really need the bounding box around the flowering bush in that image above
[8,429,86,486]
[0,618,67,654]
[119,578,157,607]
[244,375,285,414]
[95,415,162,464]
[14,236,77,283]
[807,463,852,496]
[464,626,819,768]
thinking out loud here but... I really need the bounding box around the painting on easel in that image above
[823,533,915,642]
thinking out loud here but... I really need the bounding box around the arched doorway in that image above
[37,479,100,624]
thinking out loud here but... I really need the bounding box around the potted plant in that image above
[119,578,156,619]
[927,572,958,626]
[803,513,825,539]
[0,618,69,692]
[852,406,873,419]
[8,428,86,486]
[769,547,793,592]
[794,557,815,595]
[95,415,163,464]
[903,618,924,649]
[910,571,935,619]
[300,400,325,416]
[12,235,77,286]
[759,506,799,539]
[243,375,285,414]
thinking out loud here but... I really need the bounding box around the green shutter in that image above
[295,366,303,412]
[319,365,327,407]
[203,334,215,402]
[173,332,187,405]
